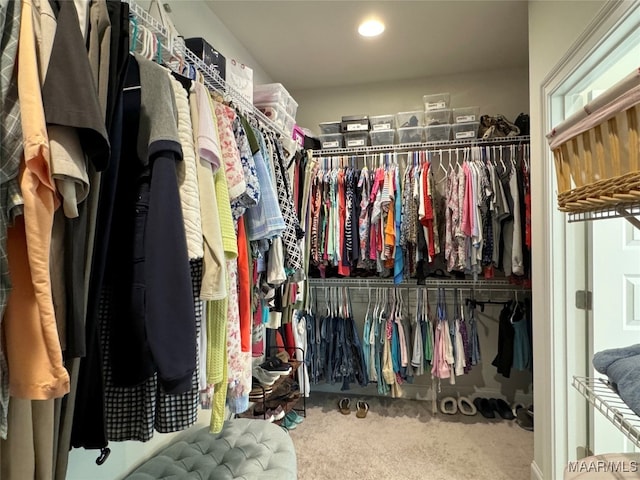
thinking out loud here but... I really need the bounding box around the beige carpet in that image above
[289,392,533,480]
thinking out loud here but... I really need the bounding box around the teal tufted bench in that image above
[124,419,297,480]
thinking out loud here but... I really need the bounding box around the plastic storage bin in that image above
[425,124,452,142]
[344,132,369,147]
[257,102,287,129]
[396,111,424,128]
[319,121,342,135]
[453,107,480,124]
[319,134,343,149]
[397,126,424,144]
[423,92,451,111]
[284,114,295,136]
[254,83,298,119]
[370,115,395,131]
[452,122,480,140]
[341,115,370,132]
[369,129,395,146]
[425,109,451,126]
[286,97,298,119]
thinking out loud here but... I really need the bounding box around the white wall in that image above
[157,1,274,85]
[528,1,607,479]
[291,66,529,135]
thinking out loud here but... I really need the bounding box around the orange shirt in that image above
[5,0,69,400]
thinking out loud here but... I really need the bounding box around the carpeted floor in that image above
[289,392,533,480]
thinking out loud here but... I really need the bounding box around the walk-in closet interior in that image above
[1,1,639,480]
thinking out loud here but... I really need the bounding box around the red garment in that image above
[283,321,296,359]
[236,217,251,352]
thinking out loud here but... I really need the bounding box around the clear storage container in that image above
[453,106,480,124]
[425,124,452,142]
[452,122,480,140]
[423,92,451,111]
[319,133,343,149]
[286,97,298,119]
[254,83,289,104]
[370,114,395,131]
[396,111,424,128]
[344,132,369,147]
[319,121,342,135]
[369,129,395,146]
[257,102,287,129]
[397,126,424,144]
[425,109,452,126]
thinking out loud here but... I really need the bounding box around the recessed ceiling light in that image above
[358,19,385,37]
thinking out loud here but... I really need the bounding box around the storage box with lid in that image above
[370,114,395,131]
[185,37,226,86]
[254,83,298,119]
[344,132,369,147]
[396,111,424,128]
[425,109,451,126]
[319,134,343,149]
[423,92,451,111]
[425,124,452,142]
[453,106,480,124]
[452,122,479,140]
[341,115,370,133]
[397,126,424,144]
[319,121,342,135]
[369,129,395,146]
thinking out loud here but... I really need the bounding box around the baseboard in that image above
[531,460,544,480]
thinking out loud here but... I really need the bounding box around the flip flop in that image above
[338,397,351,415]
[356,401,369,418]
[512,402,525,418]
[457,396,477,416]
[440,397,458,415]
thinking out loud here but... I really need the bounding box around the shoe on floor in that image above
[281,416,297,430]
[516,406,534,431]
[356,401,369,418]
[285,410,304,424]
[489,398,515,420]
[439,397,458,415]
[457,397,477,416]
[473,397,495,419]
[338,397,351,415]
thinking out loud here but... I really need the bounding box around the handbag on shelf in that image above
[478,114,521,139]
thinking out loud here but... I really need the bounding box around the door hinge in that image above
[575,290,592,311]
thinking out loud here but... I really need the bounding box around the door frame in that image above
[535,1,640,478]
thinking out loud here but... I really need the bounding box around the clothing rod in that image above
[312,135,530,157]
[125,0,287,138]
[308,280,530,292]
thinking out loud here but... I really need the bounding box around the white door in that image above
[590,218,640,453]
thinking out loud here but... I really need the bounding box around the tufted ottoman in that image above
[124,418,297,479]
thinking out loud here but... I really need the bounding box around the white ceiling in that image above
[206,1,530,91]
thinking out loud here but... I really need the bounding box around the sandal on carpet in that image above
[489,398,515,420]
[439,397,458,415]
[356,401,369,418]
[516,406,534,431]
[457,396,477,416]
[338,397,351,415]
[512,402,525,418]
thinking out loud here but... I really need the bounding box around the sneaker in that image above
[252,366,279,386]
[281,416,297,430]
[260,357,292,376]
[265,405,285,421]
[285,410,304,425]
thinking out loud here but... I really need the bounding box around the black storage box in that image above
[185,37,226,85]
[341,115,370,133]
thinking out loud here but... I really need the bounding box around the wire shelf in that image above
[312,135,530,157]
[567,204,640,229]
[308,277,530,291]
[126,0,287,139]
[573,376,640,449]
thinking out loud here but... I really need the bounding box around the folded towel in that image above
[593,344,640,374]
[593,344,640,417]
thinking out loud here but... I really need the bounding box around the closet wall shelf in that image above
[312,135,531,157]
[308,277,530,291]
[567,204,640,230]
[125,0,288,139]
[572,376,640,449]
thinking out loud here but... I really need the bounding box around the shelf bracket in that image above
[615,207,640,230]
